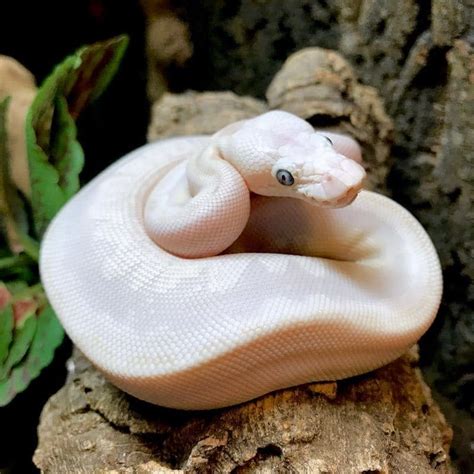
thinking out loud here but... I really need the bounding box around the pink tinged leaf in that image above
[12,298,37,328]
[0,284,12,310]
[0,305,14,366]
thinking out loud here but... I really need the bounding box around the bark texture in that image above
[34,348,452,473]
[35,50,454,473]
[140,0,193,102]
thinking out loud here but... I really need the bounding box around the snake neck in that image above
[186,144,228,196]
[143,143,250,259]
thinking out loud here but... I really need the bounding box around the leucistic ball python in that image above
[40,111,442,410]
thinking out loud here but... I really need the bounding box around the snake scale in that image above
[40,111,442,410]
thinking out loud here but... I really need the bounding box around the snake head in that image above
[216,111,366,208]
[267,132,366,208]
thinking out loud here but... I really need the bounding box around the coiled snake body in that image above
[40,111,442,409]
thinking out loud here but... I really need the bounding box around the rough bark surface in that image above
[147,91,267,141]
[141,0,193,102]
[35,51,454,473]
[34,348,452,473]
[141,2,474,469]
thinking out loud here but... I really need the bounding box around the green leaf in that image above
[0,254,36,283]
[0,36,127,406]
[0,253,36,281]
[0,315,36,380]
[4,280,28,295]
[50,96,84,200]
[0,287,38,379]
[24,304,63,373]
[0,305,13,366]
[25,35,128,237]
[25,124,69,236]
[0,304,63,406]
[0,97,31,254]
[0,283,13,365]
[66,35,129,119]
[0,254,31,271]
[12,293,39,327]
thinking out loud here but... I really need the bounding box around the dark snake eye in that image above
[324,136,333,146]
[276,169,294,186]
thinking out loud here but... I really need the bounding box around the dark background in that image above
[0,1,472,472]
[0,1,148,472]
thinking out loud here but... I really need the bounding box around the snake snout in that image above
[298,157,365,208]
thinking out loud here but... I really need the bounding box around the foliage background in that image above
[0,2,148,472]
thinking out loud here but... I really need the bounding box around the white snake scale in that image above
[40,111,442,410]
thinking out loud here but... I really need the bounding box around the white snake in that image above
[40,111,442,410]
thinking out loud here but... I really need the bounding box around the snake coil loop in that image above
[40,112,442,409]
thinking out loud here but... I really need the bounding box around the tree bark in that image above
[34,348,452,473]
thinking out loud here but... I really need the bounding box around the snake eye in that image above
[276,169,294,186]
[324,136,333,146]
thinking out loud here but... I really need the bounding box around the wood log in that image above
[34,348,452,473]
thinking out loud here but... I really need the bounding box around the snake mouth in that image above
[294,157,366,208]
[297,180,363,208]
[325,186,361,208]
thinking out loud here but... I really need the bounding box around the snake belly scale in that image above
[40,111,442,410]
